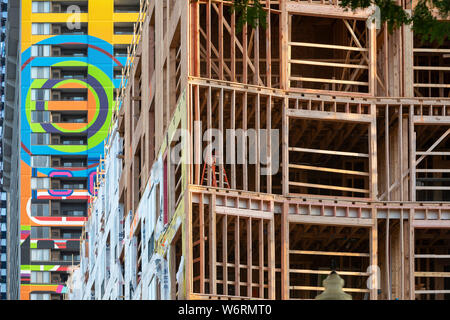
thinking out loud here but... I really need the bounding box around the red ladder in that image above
[200,155,230,188]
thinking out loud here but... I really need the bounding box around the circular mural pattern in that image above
[20,35,121,195]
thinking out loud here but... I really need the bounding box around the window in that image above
[31,271,50,284]
[32,1,51,13]
[31,89,51,101]
[31,203,50,217]
[31,45,51,57]
[31,177,50,190]
[31,111,51,123]
[30,293,50,300]
[32,23,51,35]
[31,67,50,79]
[62,232,81,239]
[31,227,50,239]
[31,156,51,168]
[62,254,80,262]
[31,133,50,145]
[31,249,50,261]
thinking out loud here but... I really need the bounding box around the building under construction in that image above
[68,0,450,300]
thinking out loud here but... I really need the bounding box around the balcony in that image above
[114,22,134,35]
[52,156,87,168]
[51,227,82,240]
[114,45,129,57]
[114,0,140,13]
[50,134,87,146]
[52,111,88,124]
[52,200,87,217]
[51,23,88,36]
[51,44,88,57]
[51,67,88,80]
[51,178,87,190]
[52,88,88,102]
[51,1,88,13]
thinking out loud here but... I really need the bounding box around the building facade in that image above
[68,0,450,300]
[0,0,8,300]
[3,0,139,300]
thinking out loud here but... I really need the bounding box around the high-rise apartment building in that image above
[0,0,7,300]
[3,0,140,300]
[69,0,450,300]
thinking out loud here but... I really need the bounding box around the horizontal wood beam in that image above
[289,164,369,176]
[286,108,373,123]
[288,147,369,158]
[286,3,371,20]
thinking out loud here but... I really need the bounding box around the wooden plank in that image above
[289,147,369,158]
[409,106,416,201]
[209,193,216,294]
[206,0,211,78]
[370,218,378,300]
[288,214,374,227]
[219,1,224,80]
[267,95,272,193]
[199,193,205,293]
[415,254,450,259]
[290,269,370,276]
[222,214,228,296]
[415,186,450,190]
[368,21,377,95]
[231,6,235,81]
[409,216,415,299]
[259,218,264,298]
[289,58,369,69]
[386,210,391,300]
[286,108,373,123]
[289,181,370,194]
[281,203,289,299]
[235,215,240,296]
[286,3,371,19]
[282,97,289,195]
[290,285,370,293]
[247,217,252,297]
[415,290,450,294]
[415,272,450,277]
[215,206,273,220]
[399,105,403,201]
[243,92,248,190]
[269,218,275,299]
[290,76,369,86]
[369,104,378,199]
[290,250,370,257]
[289,41,368,52]
[289,164,369,176]
[256,94,261,192]
[385,105,390,201]
[231,90,236,189]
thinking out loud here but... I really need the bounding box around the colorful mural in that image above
[19,0,137,300]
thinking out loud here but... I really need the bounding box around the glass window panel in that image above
[31,227,50,239]
[31,203,49,217]
[31,45,51,57]
[31,111,51,123]
[31,89,51,101]
[31,178,50,189]
[31,67,50,79]
[31,133,50,145]
[31,156,50,168]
